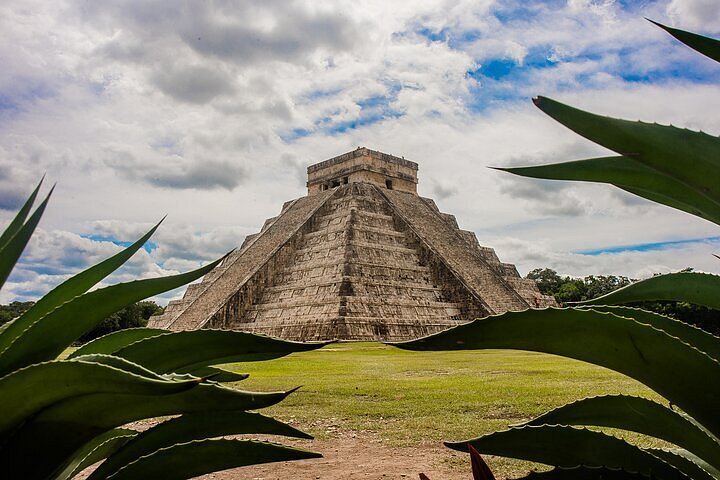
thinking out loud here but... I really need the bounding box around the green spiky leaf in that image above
[69,328,168,359]
[0,255,226,376]
[0,177,43,251]
[645,448,718,480]
[0,383,294,477]
[578,272,720,310]
[89,411,311,479]
[0,360,199,437]
[0,222,164,356]
[185,366,249,382]
[396,308,720,438]
[576,305,720,361]
[532,96,720,212]
[649,20,720,63]
[113,329,329,374]
[497,156,720,226]
[520,395,720,470]
[514,466,654,479]
[105,439,321,480]
[0,187,53,290]
[69,354,168,381]
[446,425,686,480]
[52,428,137,480]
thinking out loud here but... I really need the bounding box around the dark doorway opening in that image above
[385,179,393,189]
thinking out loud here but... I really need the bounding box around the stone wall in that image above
[307,147,418,195]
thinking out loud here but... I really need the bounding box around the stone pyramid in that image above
[148,147,555,341]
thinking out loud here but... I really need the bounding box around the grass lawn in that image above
[224,342,663,475]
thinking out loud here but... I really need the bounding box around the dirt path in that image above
[198,433,464,480]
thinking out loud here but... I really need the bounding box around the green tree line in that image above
[0,300,163,342]
[527,267,719,335]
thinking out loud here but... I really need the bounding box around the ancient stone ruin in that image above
[148,147,556,341]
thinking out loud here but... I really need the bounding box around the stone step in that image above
[246,297,461,313]
[327,193,387,208]
[347,244,421,264]
[262,276,443,295]
[301,227,408,249]
[293,245,345,262]
[343,303,462,319]
[236,321,459,342]
[312,207,393,223]
[282,254,346,272]
[294,237,419,257]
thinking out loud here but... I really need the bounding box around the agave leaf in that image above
[0,360,200,437]
[0,222,164,356]
[396,308,720,438]
[113,329,329,374]
[68,328,168,358]
[1,383,295,477]
[532,96,720,207]
[89,411,311,479]
[577,305,720,361]
[577,272,720,310]
[0,187,53,290]
[51,428,137,480]
[0,255,226,377]
[186,366,249,382]
[0,177,43,251]
[519,395,720,470]
[105,439,320,480]
[649,19,720,63]
[69,354,168,381]
[515,466,655,479]
[645,448,718,480]
[497,156,720,226]
[445,426,686,480]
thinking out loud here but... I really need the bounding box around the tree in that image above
[0,301,34,326]
[525,268,564,295]
[78,301,163,343]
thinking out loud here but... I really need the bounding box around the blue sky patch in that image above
[416,26,449,43]
[326,110,404,135]
[578,236,720,256]
[301,88,343,101]
[279,127,313,143]
[83,234,158,253]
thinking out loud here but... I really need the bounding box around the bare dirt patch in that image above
[197,432,463,480]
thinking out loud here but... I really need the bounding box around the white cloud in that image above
[487,234,720,280]
[1,0,719,304]
[666,0,720,33]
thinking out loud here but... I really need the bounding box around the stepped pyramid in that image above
[149,148,555,341]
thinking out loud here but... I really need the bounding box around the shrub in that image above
[0,182,324,479]
[400,21,720,480]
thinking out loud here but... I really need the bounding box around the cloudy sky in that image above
[2,0,719,303]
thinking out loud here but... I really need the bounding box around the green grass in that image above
[226,342,661,447]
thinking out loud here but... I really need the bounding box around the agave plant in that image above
[0,182,324,479]
[399,21,720,480]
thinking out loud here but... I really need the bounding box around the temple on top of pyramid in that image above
[148,147,556,341]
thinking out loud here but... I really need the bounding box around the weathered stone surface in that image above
[148,148,556,340]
